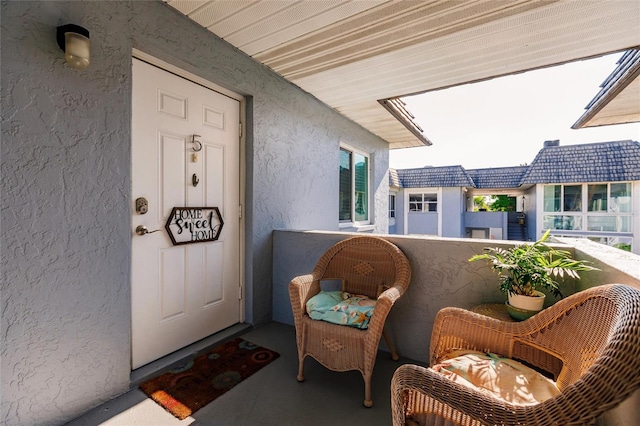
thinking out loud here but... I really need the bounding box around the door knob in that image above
[135,225,161,236]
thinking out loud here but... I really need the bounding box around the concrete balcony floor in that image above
[66,322,418,426]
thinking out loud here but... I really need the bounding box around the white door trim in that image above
[130,50,246,326]
[133,49,244,102]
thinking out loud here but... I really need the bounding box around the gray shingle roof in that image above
[466,166,529,188]
[520,140,640,184]
[393,166,475,188]
[390,140,640,189]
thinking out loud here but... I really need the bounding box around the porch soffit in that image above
[573,49,640,129]
[165,0,640,149]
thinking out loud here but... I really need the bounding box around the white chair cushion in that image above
[432,350,560,406]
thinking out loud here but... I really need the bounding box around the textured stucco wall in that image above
[274,231,518,361]
[1,2,133,425]
[464,211,508,229]
[1,1,390,425]
[407,212,438,235]
[273,230,640,362]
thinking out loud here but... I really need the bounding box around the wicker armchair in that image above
[391,283,640,426]
[289,236,411,407]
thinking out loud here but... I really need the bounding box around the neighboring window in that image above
[543,215,582,231]
[563,185,582,211]
[586,182,633,233]
[543,185,561,212]
[389,194,396,218]
[610,182,632,212]
[586,216,631,232]
[409,193,437,212]
[587,184,607,212]
[339,146,369,224]
[543,182,633,251]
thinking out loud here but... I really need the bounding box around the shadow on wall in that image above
[273,231,573,361]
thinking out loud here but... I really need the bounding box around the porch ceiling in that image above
[572,49,640,129]
[164,0,640,149]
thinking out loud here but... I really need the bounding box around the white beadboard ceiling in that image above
[165,0,640,149]
[573,49,640,129]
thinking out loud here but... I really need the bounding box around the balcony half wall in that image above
[273,230,640,364]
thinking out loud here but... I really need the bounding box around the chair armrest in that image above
[366,286,401,333]
[391,363,515,426]
[430,307,517,365]
[360,284,405,357]
[392,363,619,425]
[288,274,319,322]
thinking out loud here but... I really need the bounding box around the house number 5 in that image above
[192,134,202,163]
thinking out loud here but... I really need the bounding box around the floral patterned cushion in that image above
[306,291,376,329]
[432,350,560,406]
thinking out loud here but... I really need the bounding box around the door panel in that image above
[205,144,225,206]
[160,133,187,221]
[204,243,224,306]
[160,248,186,321]
[131,58,241,369]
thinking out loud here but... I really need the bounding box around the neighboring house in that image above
[390,140,640,254]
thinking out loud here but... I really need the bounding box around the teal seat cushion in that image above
[306,291,376,329]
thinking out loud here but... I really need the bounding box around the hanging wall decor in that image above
[164,207,224,245]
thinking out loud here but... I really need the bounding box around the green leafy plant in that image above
[469,230,598,298]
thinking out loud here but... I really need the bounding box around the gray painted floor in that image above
[66,322,423,426]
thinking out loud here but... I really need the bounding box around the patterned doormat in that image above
[139,338,280,420]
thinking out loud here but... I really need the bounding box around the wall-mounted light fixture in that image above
[56,24,90,70]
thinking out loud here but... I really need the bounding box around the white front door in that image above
[131,58,242,369]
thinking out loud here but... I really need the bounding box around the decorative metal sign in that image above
[164,207,224,246]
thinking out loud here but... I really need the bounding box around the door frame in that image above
[131,49,247,333]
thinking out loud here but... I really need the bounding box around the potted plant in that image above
[469,230,598,317]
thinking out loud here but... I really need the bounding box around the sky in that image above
[390,52,640,170]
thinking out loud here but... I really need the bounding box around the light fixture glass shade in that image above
[56,24,90,70]
[64,32,90,69]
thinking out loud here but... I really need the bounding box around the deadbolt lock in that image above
[135,197,148,215]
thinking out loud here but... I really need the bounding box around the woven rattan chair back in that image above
[289,236,411,407]
[313,235,409,299]
[512,286,629,389]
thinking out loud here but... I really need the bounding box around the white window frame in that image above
[389,193,396,219]
[539,182,635,252]
[403,188,442,236]
[408,192,438,212]
[339,143,371,227]
[389,191,397,230]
